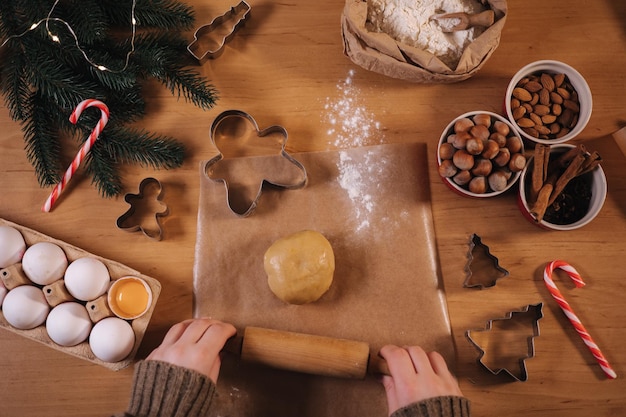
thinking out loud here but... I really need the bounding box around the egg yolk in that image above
[110,279,149,318]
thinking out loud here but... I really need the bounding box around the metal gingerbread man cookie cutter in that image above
[187,1,251,61]
[204,110,308,217]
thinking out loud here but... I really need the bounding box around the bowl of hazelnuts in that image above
[437,111,526,197]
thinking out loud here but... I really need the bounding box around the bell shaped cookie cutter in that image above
[187,1,251,61]
[204,110,308,217]
[116,177,169,240]
[463,233,509,289]
[466,303,543,382]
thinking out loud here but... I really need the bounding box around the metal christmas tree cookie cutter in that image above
[463,233,509,289]
[204,110,308,217]
[187,1,251,61]
[466,303,543,382]
[116,177,169,240]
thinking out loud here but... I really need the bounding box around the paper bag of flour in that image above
[341,0,507,83]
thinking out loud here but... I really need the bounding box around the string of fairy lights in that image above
[0,0,137,73]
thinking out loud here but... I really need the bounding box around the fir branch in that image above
[86,143,123,197]
[23,92,62,186]
[0,47,31,121]
[100,0,195,30]
[101,125,185,169]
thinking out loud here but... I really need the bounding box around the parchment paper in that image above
[193,143,453,417]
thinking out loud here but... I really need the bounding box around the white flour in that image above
[366,0,485,68]
[322,69,384,148]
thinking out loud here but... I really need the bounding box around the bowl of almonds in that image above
[437,111,526,197]
[505,60,592,144]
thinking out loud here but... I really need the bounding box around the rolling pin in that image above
[224,326,390,379]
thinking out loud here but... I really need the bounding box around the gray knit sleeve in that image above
[390,396,470,417]
[122,360,218,417]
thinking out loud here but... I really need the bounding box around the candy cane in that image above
[544,260,617,379]
[42,99,110,212]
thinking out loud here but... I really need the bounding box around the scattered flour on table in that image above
[322,69,384,148]
[336,149,404,235]
[365,0,485,68]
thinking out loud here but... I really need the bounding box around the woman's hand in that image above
[379,345,463,416]
[146,318,236,383]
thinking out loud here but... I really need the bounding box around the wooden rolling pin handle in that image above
[239,327,390,379]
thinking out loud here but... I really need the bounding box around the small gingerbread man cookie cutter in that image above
[187,1,251,61]
[116,177,169,240]
[204,110,307,217]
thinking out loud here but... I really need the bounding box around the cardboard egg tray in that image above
[0,218,161,371]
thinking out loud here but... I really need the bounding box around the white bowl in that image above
[505,60,592,145]
[437,111,525,198]
[517,144,607,230]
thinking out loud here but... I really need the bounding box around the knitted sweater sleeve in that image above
[114,360,218,417]
[390,396,471,417]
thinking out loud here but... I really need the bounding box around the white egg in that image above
[0,226,26,268]
[0,280,7,306]
[64,257,110,301]
[46,302,92,346]
[22,242,68,285]
[2,285,50,329]
[89,317,135,362]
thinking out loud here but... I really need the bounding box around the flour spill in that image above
[323,69,384,148]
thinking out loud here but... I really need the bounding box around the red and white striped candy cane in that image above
[42,99,110,212]
[544,260,617,379]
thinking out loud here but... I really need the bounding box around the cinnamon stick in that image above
[530,144,550,205]
[530,183,554,222]
[548,152,586,206]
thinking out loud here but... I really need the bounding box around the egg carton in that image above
[0,218,161,371]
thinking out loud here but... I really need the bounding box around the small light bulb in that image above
[51,34,60,42]
[97,65,107,71]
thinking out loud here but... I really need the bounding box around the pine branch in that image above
[23,92,63,186]
[101,125,185,169]
[0,0,218,198]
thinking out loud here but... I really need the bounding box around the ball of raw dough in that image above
[264,230,335,305]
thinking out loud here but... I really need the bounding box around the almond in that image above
[540,73,555,91]
[524,81,543,93]
[516,117,535,128]
[534,104,551,116]
[556,87,571,100]
[549,91,563,104]
[512,106,526,120]
[539,88,551,105]
[513,87,532,102]
[563,99,580,112]
[541,114,557,124]
[553,73,566,87]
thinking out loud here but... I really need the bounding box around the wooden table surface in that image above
[1,1,625,416]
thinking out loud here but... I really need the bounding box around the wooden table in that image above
[1,1,625,416]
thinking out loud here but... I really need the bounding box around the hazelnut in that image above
[438,159,457,178]
[439,142,456,160]
[452,150,475,171]
[488,170,509,192]
[454,117,474,133]
[465,137,484,155]
[450,131,471,149]
[453,170,472,186]
[469,176,487,194]
[494,148,511,167]
[471,158,493,177]
[470,124,490,141]
[481,140,500,159]
[508,153,527,172]
[494,121,510,136]
[473,113,492,128]
[506,136,523,153]
[489,132,507,147]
